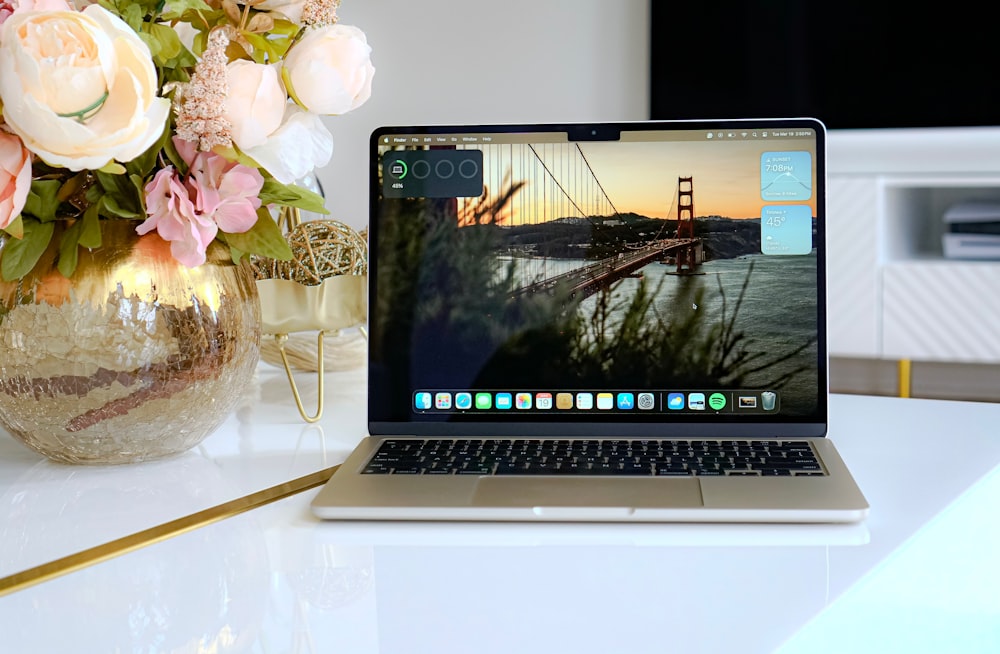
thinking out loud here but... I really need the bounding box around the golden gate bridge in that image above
[453,142,704,301]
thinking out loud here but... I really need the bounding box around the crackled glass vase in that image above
[0,221,261,464]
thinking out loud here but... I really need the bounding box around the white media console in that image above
[826,126,1000,363]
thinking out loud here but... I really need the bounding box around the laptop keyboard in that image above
[362,439,826,477]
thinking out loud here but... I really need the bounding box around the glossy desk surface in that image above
[1,364,999,653]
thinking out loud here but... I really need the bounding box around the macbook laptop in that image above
[311,117,869,523]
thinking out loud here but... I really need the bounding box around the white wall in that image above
[316,0,650,230]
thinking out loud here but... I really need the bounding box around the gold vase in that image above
[0,221,261,464]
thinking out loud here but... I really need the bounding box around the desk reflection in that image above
[0,482,871,654]
[293,514,870,654]
[0,457,270,653]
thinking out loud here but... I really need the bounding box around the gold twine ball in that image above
[252,219,367,284]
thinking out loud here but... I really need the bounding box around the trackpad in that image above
[472,478,703,508]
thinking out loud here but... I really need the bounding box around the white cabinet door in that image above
[827,176,881,357]
[882,261,1000,362]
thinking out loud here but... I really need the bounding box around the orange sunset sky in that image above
[465,136,818,224]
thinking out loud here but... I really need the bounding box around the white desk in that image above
[0,365,998,653]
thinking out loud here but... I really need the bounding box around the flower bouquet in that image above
[0,0,374,462]
[0,0,374,275]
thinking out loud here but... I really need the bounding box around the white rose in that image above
[241,105,333,184]
[0,5,169,171]
[223,61,330,184]
[253,0,307,24]
[282,24,374,115]
[224,60,287,150]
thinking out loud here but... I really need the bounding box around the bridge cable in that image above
[527,144,598,225]
[576,144,667,250]
[575,144,625,220]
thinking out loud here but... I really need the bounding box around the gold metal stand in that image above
[274,332,327,423]
[256,205,368,423]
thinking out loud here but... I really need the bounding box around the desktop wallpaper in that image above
[369,124,824,423]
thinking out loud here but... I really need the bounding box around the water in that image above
[505,253,820,411]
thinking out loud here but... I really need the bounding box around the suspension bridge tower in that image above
[672,176,702,274]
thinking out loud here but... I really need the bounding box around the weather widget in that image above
[761,205,813,255]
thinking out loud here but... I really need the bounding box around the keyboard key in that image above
[362,439,827,477]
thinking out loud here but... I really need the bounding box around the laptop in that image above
[311,117,870,523]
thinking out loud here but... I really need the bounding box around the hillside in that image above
[498,214,768,261]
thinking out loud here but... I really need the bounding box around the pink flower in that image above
[0,130,31,231]
[138,138,264,267]
[138,166,215,267]
[187,150,263,232]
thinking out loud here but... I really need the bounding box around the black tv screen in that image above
[650,2,1000,130]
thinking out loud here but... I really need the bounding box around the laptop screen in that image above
[368,119,827,437]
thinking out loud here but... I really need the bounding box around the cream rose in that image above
[223,60,331,183]
[223,60,287,151]
[240,105,333,184]
[282,24,374,115]
[0,5,170,171]
[0,131,31,230]
[254,0,307,24]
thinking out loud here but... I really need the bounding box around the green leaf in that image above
[240,27,295,60]
[129,173,147,200]
[95,169,129,193]
[219,207,293,261]
[241,31,277,64]
[54,205,103,278]
[191,29,205,57]
[138,30,162,58]
[147,21,183,63]
[163,136,188,174]
[1,219,54,281]
[23,180,61,222]
[121,3,144,32]
[97,161,127,175]
[160,0,212,20]
[126,122,170,180]
[269,19,301,36]
[228,243,248,265]
[100,193,143,220]
[2,215,23,240]
[96,171,142,218]
[57,221,82,279]
[258,179,329,214]
[187,18,217,57]
[56,173,90,204]
[80,204,103,249]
